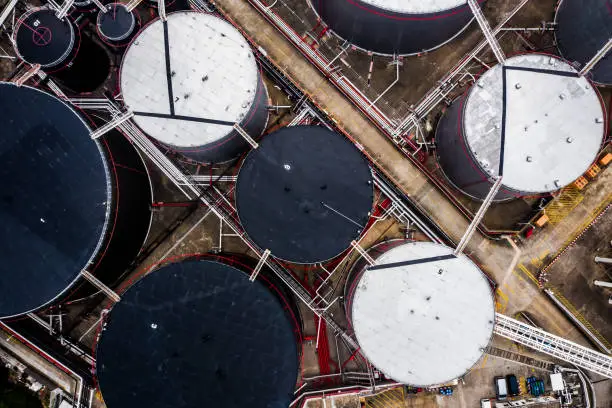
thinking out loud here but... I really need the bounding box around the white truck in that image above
[495,376,508,400]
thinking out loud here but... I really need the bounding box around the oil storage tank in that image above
[235,125,374,264]
[435,54,605,201]
[120,11,269,163]
[0,82,152,318]
[555,0,612,86]
[96,257,301,408]
[345,240,495,386]
[309,0,483,56]
[13,8,110,92]
[96,3,140,47]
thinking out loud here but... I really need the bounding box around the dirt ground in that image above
[545,207,612,342]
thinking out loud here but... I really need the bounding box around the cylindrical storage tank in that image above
[13,8,111,92]
[119,11,269,164]
[235,125,374,264]
[96,3,140,47]
[555,0,612,86]
[345,240,495,386]
[0,82,152,318]
[435,54,605,201]
[309,0,483,56]
[96,257,301,407]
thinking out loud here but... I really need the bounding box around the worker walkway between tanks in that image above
[210,0,597,347]
[211,0,474,242]
[494,314,612,378]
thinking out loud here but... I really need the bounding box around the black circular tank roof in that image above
[97,4,136,42]
[555,0,612,85]
[0,83,109,318]
[96,259,299,408]
[14,9,75,68]
[236,125,373,264]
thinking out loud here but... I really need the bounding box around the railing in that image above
[372,172,447,244]
[158,0,166,21]
[14,63,40,86]
[0,0,18,28]
[467,0,506,65]
[187,175,237,184]
[579,38,612,77]
[56,0,75,19]
[70,96,361,352]
[494,313,612,378]
[455,177,503,255]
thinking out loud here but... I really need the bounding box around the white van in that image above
[481,399,492,408]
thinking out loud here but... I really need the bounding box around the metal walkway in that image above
[467,0,506,64]
[494,313,612,378]
[69,96,361,351]
[579,38,612,76]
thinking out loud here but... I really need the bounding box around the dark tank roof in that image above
[0,83,109,318]
[555,0,612,85]
[236,125,373,264]
[14,9,75,68]
[96,259,299,408]
[97,4,136,42]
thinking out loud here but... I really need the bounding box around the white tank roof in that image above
[463,54,604,193]
[359,0,466,14]
[351,241,495,386]
[120,11,259,148]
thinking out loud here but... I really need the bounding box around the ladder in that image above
[0,0,18,28]
[494,313,612,378]
[454,176,502,255]
[467,0,506,65]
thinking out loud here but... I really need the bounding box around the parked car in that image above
[506,374,520,396]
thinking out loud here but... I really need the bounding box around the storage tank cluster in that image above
[4,1,611,405]
[5,9,306,408]
[0,82,152,319]
[13,8,111,92]
[309,0,483,56]
[435,54,605,201]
